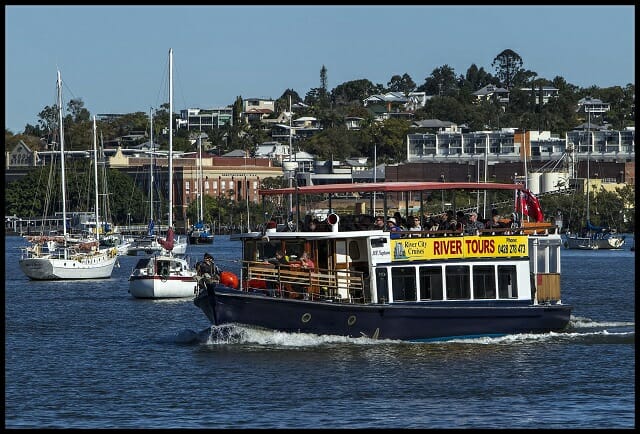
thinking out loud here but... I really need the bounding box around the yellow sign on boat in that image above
[390,235,528,261]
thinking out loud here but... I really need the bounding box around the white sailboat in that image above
[128,48,197,298]
[19,77,118,280]
[188,136,214,244]
[564,112,625,250]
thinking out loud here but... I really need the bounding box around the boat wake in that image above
[192,324,388,346]
[174,315,634,347]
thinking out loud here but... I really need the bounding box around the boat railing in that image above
[242,260,366,303]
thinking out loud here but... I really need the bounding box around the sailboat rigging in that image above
[188,136,214,244]
[564,109,625,250]
[19,76,118,280]
[128,48,197,298]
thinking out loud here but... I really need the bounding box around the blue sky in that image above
[5,5,635,134]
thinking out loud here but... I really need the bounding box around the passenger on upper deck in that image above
[372,216,385,230]
[393,211,408,230]
[266,250,289,267]
[464,211,485,235]
[485,209,507,234]
[407,215,422,237]
[300,251,315,270]
[386,218,402,239]
[456,211,467,231]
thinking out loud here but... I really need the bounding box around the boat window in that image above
[134,258,151,269]
[548,244,559,273]
[419,266,443,300]
[375,268,389,303]
[256,241,278,261]
[497,265,518,298]
[445,265,470,299]
[473,265,496,299]
[348,240,361,260]
[283,241,306,261]
[245,242,259,261]
[536,245,547,273]
[158,260,170,276]
[391,266,417,301]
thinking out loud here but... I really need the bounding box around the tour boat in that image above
[193,181,572,341]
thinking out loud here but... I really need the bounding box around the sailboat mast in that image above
[149,107,154,223]
[57,70,68,244]
[586,110,591,225]
[93,116,100,243]
[168,48,173,229]
[198,136,203,222]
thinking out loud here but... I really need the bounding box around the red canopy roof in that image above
[259,181,524,196]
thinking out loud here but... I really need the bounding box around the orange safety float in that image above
[219,271,239,289]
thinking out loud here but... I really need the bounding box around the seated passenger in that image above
[386,218,402,239]
[464,211,485,235]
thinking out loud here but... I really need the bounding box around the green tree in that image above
[331,79,384,106]
[417,64,460,96]
[275,89,302,114]
[319,65,330,109]
[387,73,416,94]
[491,49,524,89]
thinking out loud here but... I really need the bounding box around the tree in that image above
[417,65,460,96]
[275,89,302,114]
[304,125,358,160]
[37,105,59,137]
[387,73,416,94]
[491,49,524,89]
[318,65,330,109]
[462,64,497,91]
[232,96,243,126]
[331,79,383,106]
[67,98,91,123]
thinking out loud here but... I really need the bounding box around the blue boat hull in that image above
[194,285,572,341]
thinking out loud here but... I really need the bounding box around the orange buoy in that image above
[219,271,239,289]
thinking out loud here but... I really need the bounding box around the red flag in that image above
[516,189,544,223]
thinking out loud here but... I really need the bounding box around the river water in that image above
[4,234,635,428]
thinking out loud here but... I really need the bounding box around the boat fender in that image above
[220,271,239,289]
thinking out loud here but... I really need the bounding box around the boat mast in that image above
[149,107,154,225]
[483,134,488,216]
[586,109,591,228]
[198,136,203,223]
[57,70,68,248]
[92,116,100,243]
[168,48,173,230]
[288,94,293,221]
